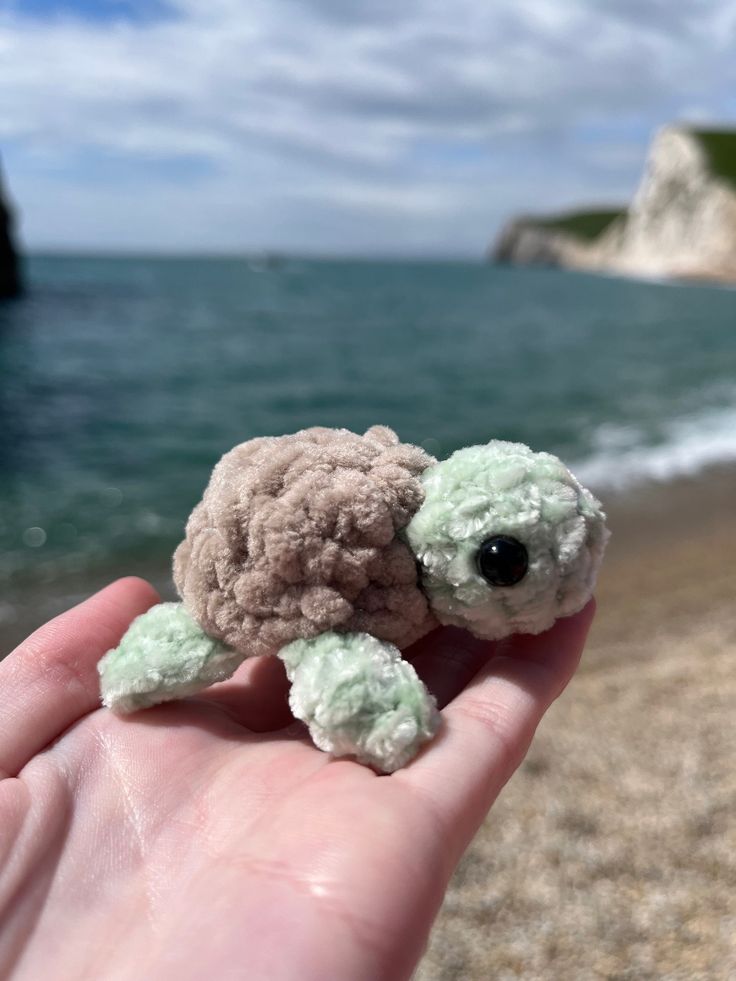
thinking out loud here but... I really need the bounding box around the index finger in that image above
[395,601,595,863]
[0,577,159,777]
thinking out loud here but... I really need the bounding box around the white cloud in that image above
[0,0,734,253]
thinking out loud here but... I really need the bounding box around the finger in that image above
[405,625,499,709]
[395,601,595,862]
[200,655,294,732]
[0,577,159,777]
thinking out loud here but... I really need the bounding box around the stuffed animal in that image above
[98,426,608,772]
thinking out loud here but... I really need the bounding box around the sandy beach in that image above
[417,467,736,980]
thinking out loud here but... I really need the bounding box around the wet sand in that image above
[417,467,736,980]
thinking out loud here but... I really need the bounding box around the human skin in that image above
[0,579,594,981]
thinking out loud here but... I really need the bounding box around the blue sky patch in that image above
[3,141,217,186]
[8,0,173,24]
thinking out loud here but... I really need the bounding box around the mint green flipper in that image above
[279,632,440,773]
[98,602,244,714]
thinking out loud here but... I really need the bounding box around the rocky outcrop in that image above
[0,163,22,299]
[493,220,575,266]
[492,211,624,269]
[492,126,736,284]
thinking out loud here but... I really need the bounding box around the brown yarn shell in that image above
[173,426,438,657]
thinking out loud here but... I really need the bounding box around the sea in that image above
[1,255,735,638]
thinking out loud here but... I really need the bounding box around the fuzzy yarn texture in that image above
[98,426,610,772]
[406,440,609,640]
[280,631,439,773]
[173,426,438,657]
[98,602,243,713]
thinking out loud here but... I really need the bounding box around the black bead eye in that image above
[477,536,528,587]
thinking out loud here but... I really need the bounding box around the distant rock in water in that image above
[0,163,22,299]
[492,125,736,284]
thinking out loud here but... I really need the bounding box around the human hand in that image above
[0,578,594,981]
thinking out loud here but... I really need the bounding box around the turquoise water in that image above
[1,255,735,614]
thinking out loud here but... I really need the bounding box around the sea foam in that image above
[572,401,736,491]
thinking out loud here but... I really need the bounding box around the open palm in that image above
[0,579,593,981]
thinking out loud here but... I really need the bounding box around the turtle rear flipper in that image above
[279,631,440,773]
[98,603,244,714]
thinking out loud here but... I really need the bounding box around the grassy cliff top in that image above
[530,208,624,242]
[689,128,736,189]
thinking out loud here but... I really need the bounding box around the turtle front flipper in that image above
[98,602,245,714]
[279,632,439,773]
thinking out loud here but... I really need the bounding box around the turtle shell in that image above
[173,426,438,657]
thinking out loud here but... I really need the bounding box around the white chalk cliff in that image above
[493,125,736,283]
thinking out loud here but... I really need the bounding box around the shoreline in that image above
[588,462,736,658]
[3,464,735,656]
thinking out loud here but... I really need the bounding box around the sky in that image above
[1,0,735,256]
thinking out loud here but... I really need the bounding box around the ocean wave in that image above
[570,404,736,490]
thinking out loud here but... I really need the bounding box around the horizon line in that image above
[24,247,487,263]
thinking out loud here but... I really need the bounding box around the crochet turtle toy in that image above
[98,426,609,772]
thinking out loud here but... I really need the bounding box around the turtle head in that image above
[406,441,609,640]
